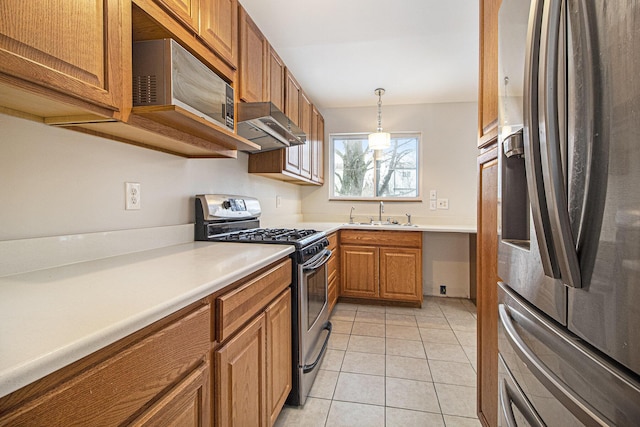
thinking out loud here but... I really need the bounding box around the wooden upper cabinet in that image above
[238,5,267,103]
[478,0,501,148]
[268,47,286,112]
[0,0,125,118]
[299,91,312,180]
[200,0,238,69]
[311,107,325,184]
[284,69,301,127]
[156,0,200,31]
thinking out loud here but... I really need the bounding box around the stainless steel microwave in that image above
[132,38,234,131]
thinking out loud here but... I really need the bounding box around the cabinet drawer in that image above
[340,230,422,248]
[0,305,210,426]
[327,252,338,283]
[327,232,338,250]
[328,274,338,312]
[216,258,291,342]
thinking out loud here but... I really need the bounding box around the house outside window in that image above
[330,132,420,200]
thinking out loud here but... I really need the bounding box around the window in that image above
[331,133,420,200]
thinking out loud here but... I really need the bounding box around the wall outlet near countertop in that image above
[429,200,437,210]
[125,182,141,210]
[276,195,282,208]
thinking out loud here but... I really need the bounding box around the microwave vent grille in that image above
[133,75,157,105]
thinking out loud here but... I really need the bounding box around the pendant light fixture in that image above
[368,88,391,150]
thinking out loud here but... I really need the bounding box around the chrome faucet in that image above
[379,201,384,221]
[349,206,356,224]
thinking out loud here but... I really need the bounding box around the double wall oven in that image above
[195,194,332,406]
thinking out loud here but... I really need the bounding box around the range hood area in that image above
[236,102,306,152]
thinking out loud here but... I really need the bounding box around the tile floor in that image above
[275,297,481,427]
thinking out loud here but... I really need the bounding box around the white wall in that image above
[0,114,302,241]
[302,102,478,297]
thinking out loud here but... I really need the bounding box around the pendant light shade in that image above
[368,88,391,150]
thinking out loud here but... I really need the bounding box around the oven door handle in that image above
[302,249,332,272]
[302,321,332,374]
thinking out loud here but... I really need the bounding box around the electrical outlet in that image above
[440,285,447,295]
[125,182,141,210]
[429,200,437,210]
[429,190,437,200]
[276,195,282,208]
[437,198,449,209]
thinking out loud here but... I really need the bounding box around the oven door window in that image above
[305,264,327,331]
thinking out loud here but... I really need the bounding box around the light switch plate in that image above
[430,190,437,200]
[430,200,437,210]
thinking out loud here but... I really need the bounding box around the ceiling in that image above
[239,0,480,110]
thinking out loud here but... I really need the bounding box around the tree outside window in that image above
[331,133,420,199]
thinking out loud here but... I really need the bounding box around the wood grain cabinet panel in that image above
[199,0,238,68]
[156,0,199,31]
[299,91,312,180]
[340,245,379,298]
[215,313,267,427]
[0,0,125,117]
[380,247,422,302]
[266,289,292,426]
[268,47,286,112]
[238,6,267,103]
[478,0,501,147]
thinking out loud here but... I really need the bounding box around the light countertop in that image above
[0,221,475,399]
[0,242,293,398]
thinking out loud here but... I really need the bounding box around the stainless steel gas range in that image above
[195,194,332,406]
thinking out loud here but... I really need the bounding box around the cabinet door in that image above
[284,69,301,127]
[265,289,292,426]
[132,362,210,427]
[268,47,285,112]
[299,92,312,180]
[200,0,238,68]
[478,0,501,147]
[216,313,267,427]
[0,0,124,113]
[312,111,325,183]
[477,148,499,427]
[238,6,267,103]
[340,245,379,298]
[155,0,199,31]
[380,247,422,303]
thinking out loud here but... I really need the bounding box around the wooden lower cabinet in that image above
[266,289,292,426]
[477,146,499,427]
[216,313,268,427]
[327,232,339,313]
[340,230,423,305]
[0,304,211,426]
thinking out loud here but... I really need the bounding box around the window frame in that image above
[329,131,423,201]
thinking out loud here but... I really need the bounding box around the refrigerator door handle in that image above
[499,356,545,427]
[539,0,582,288]
[523,0,560,278]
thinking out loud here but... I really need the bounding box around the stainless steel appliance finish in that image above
[497,0,640,424]
[236,102,306,152]
[194,194,331,406]
[132,39,234,131]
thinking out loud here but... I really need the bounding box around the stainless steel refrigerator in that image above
[497,0,640,424]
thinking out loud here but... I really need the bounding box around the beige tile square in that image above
[420,327,460,345]
[415,315,451,330]
[386,377,440,413]
[462,346,477,372]
[334,302,358,312]
[331,309,356,322]
[341,351,386,376]
[355,311,386,324]
[386,313,418,326]
[424,343,470,363]
[447,316,477,332]
[386,324,421,341]
[348,335,386,354]
[443,415,483,427]
[333,372,385,405]
[325,401,385,427]
[320,349,345,371]
[414,304,445,318]
[351,321,385,337]
[386,338,426,358]
[386,355,432,382]
[328,332,350,351]
[356,305,386,313]
[435,383,477,418]
[429,360,477,387]
[385,305,418,315]
[308,369,339,399]
[331,320,354,334]
[386,407,445,427]
[454,331,477,347]
[274,397,331,427]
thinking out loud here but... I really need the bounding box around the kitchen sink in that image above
[345,222,418,227]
